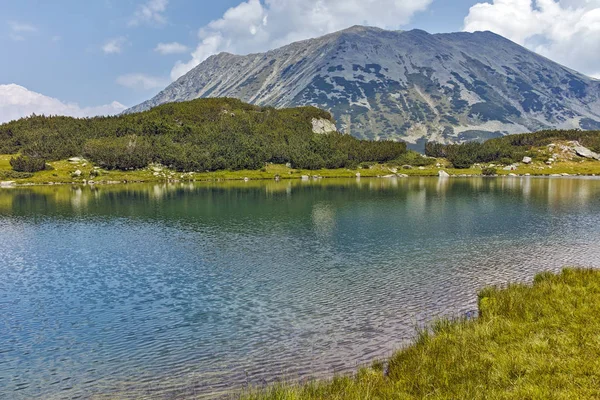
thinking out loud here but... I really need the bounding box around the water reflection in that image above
[1,177,600,399]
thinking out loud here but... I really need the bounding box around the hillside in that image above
[127,26,600,148]
[0,98,405,172]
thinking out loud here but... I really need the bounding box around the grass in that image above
[2,149,600,186]
[243,268,600,400]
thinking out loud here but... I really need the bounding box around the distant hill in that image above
[0,98,406,171]
[127,26,600,149]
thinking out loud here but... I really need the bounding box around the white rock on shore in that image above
[574,145,600,160]
[438,170,450,178]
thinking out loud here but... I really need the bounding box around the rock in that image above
[508,173,517,177]
[382,174,396,178]
[355,172,361,178]
[244,177,249,182]
[525,173,531,176]
[151,166,163,172]
[285,163,292,168]
[438,170,450,178]
[574,145,600,160]
[418,166,426,170]
[311,118,337,134]
[68,157,83,163]
[503,165,517,171]
[401,165,412,170]
[522,156,532,164]
[0,181,16,187]
[561,173,570,176]
[397,174,409,178]
[550,174,562,177]
[72,170,82,177]
[301,175,309,180]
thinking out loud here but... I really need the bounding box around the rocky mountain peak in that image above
[127,26,600,148]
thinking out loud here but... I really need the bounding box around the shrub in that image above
[481,167,497,176]
[0,170,34,179]
[9,155,47,172]
[393,151,436,167]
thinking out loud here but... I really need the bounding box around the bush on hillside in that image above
[9,155,47,172]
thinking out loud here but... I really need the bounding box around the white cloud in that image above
[102,37,127,54]
[0,84,126,124]
[116,73,170,90]
[154,42,189,54]
[129,0,169,27]
[170,0,432,80]
[8,21,37,41]
[464,0,600,78]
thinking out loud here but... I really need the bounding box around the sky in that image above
[1,0,600,123]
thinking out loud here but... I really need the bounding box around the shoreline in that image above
[2,173,599,188]
[2,156,600,188]
[243,268,600,399]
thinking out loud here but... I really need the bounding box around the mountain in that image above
[127,26,600,148]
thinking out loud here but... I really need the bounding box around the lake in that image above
[1,177,600,399]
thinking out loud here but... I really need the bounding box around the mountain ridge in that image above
[126,26,600,146]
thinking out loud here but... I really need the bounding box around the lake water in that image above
[1,177,600,399]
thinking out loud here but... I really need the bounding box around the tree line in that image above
[0,98,407,172]
[426,129,600,168]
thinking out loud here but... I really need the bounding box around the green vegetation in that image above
[481,167,497,176]
[2,104,600,185]
[0,98,406,172]
[244,268,600,400]
[426,129,600,169]
[9,154,48,172]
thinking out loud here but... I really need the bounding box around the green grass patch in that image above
[244,268,600,400]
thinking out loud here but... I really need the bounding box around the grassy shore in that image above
[243,268,600,400]
[2,153,600,186]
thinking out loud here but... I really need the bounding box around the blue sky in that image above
[1,0,599,122]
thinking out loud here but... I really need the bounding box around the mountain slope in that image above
[127,26,600,146]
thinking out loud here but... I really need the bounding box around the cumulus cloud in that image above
[8,21,37,41]
[0,84,126,124]
[102,37,127,54]
[116,73,170,90]
[464,0,600,78]
[129,0,169,27]
[170,0,432,80]
[154,42,189,54]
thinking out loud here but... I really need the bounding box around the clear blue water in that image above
[1,177,600,399]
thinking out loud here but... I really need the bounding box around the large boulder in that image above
[522,156,532,164]
[574,145,600,160]
[438,170,450,178]
[311,118,337,134]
